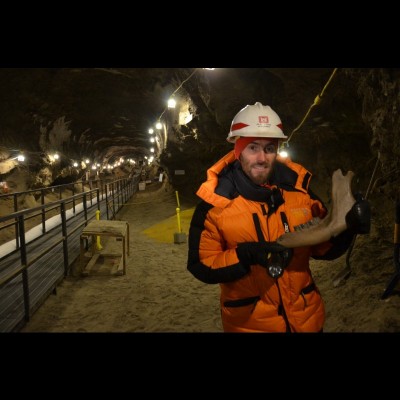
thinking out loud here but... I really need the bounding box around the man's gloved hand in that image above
[267,248,294,278]
[236,241,288,268]
[345,193,371,234]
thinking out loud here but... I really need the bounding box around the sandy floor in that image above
[21,182,222,332]
[20,181,400,333]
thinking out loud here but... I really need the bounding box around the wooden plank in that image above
[82,220,128,237]
[82,253,123,276]
[81,253,100,276]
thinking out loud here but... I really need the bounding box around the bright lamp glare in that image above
[168,98,176,108]
[155,122,162,129]
[17,155,25,162]
[148,128,154,134]
[279,150,289,158]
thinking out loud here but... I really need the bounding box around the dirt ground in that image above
[0,177,397,333]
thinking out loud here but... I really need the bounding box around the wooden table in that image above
[80,220,130,275]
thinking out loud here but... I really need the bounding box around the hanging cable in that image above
[285,68,338,146]
[171,69,198,97]
[158,68,199,120]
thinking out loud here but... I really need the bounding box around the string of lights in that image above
[2,69,216,178]
[158,68,199,121]
[146,68,215,162]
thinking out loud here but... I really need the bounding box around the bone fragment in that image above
[277,169,355,248]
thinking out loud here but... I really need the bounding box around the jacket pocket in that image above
[224,296,261,313]
[300,282,317,310]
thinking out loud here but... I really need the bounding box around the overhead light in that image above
[53,153,59,160]
[73,162,78,167]
[17,155,25,162]
[150,147,155,153]
[155,122,162,129]
[279,150,289,158]
[148,128,154,134]
[85,159,90,164]
[168,98,176,109]
[279,142,290,159]
[150,137,155,143]
[203,68,215,70]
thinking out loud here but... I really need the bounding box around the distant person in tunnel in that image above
[187,102,371,333]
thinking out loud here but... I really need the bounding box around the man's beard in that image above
[247,163,274,185]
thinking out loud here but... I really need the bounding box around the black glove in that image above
[236,241,288,268]
[345,193,371,234]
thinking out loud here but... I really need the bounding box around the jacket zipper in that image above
[253,210,292,333]
[276,279,291,332]
[276,211,291,332]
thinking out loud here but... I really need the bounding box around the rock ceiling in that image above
[0,67,399,238]
[0,68,361,165]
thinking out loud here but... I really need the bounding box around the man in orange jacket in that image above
[187,102,370,332]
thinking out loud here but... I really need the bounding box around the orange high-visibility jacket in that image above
[187,151,347,333]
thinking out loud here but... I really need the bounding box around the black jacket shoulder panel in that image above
[215,163,239,199]
[271,162,299,189]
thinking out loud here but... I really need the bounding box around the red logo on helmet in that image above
[259,116,269,123]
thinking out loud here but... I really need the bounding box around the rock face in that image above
[0,67,398,241]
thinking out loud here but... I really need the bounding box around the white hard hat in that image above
[226,102,287,143]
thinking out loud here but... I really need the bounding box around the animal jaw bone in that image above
[277,169,356,248]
